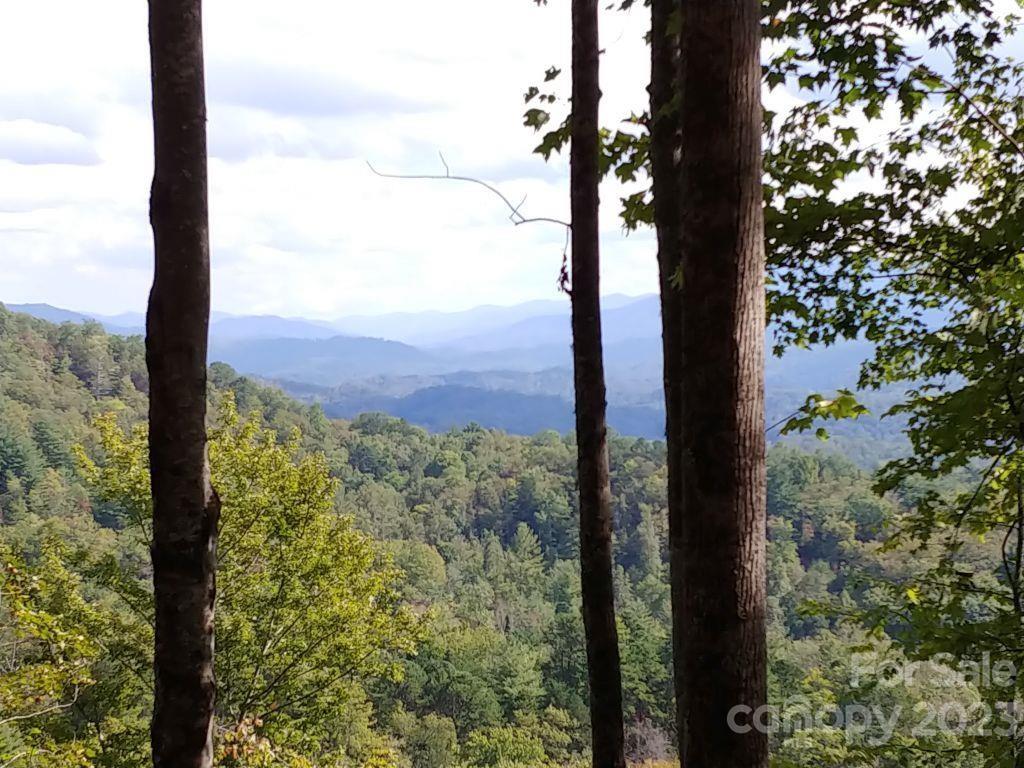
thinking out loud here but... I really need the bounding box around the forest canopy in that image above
[0,305,1012,768]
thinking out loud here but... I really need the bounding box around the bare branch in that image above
[0,686,80,727]
[367,154,573,294]
[366,159,571,229]
[0,752,31,768]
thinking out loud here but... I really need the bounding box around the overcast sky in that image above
[5,2,1020,318]
[0,0,661,318]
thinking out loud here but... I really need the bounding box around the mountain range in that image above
[5,297,895,450]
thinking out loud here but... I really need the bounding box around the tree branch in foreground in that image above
[367,153,573,293]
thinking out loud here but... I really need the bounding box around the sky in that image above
[4,1,1020,319]
[0,0,658,318]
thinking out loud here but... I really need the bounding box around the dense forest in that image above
[0,306,1009,768]
[6,0,1024,762]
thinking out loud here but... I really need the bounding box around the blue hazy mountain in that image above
[332,293,642,346]
[7,303,144,335]
[5,298,886,446]
[436,295,662,351]
[305,384,666,439]
[209,334,437,381]
[10,303,345,342]
[8,303,96,324]
[273,374,906,464]
[209,315,338,340]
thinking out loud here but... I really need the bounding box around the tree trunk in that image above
[672,0,768,766]
[570,2,626,766]
[647,0,688,757]
[146,2,219,768]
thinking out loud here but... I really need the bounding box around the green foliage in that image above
[775,390,871,442]
[391,711,457,768]
[524,4,1024,760]
[1,308,1012,766]
[460,724,545,768]
[75,395,422,765]
[0,541,104,768]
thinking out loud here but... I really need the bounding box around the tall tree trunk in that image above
[673,0,768,766]
[146,2,219,768]
[646,0,685,753]
[570,1,626,766]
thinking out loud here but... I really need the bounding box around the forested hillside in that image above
[0,306,1001,767]
[7,301,907,459]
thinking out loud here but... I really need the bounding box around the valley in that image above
[8,297,901,460]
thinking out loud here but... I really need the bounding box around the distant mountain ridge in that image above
[6,302,347,341]
[5,297,870,395]
[209,334,435,381]
[6,303,144,335]
[208,315,338,340]
[4,298,894,453]
[436,295,662,352]
[332,293,642,346]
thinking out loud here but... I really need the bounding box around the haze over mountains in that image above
[6,296,894,451]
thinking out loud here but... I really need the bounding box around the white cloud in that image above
[32,1,1024,317]
[0,120,99,166]
[22,1,1017,317]
[0,0,663,317]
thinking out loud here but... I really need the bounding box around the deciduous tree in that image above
[673,1,768,765]
[146,1,217,766]
[569,1,626,765]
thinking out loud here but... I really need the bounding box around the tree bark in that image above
[647,0,685,754]
[570,2,626,766]
[673,1,768,766]
[146,2,219,768]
